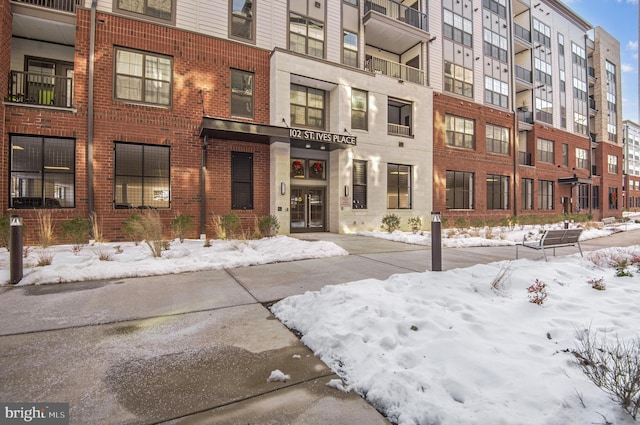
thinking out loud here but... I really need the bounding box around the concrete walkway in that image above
[0,230,638,424]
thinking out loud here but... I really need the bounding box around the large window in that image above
[387,164,411,209]
[352,160,367,209]
[538,180,554,210]
[114,143,170,209]
[521,178,533,210]
[231,152,253,210]
[351,89,368,130]
[446,115,475,149]
[446,170,474,209]
[483,28,508,62]
[608,154,618,174]
[445,61,473,98]
[231,69,254,118]
[343,31,358,67]
[578,183,589,211]
[289,13,324,58]
[484,76,508,108]
[10,135,75,209]
[230,0,254,41]
[290,84,325,129]
[115,48,172,106]
[443,8,472,47]
[537,138,554,163]
[608,187,618,210]
[486,174,509,210]
[576,148,588,169]
[486,124,509,155]
[116,0,173,21]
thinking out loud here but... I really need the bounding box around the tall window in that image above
[387,164,411,209]
[446,170,474,209]
[576,148,588,169]
[230,0,254,40]
[484,76,508,108]
[10,135,75,208]
[446,115,475,149]
[445,61,473,98]
[351,89,368,130]
[606,61,618,143]
[289,13,324,58]
[521,178,533,210]
[483,28,508,62]
[290,84,325,129]
[578,183,589,211]
[538,180,554,210]
[592,185,600,209]
[486,124,509,155]
[562,143,568,166]
[388,99,412,136]
[116,0,173,21]
[114,143,170,209]
[443,8,472,47]
[608,187,618,210]
[230,69,254,118]
[343,31,358,67]
[537,138,554,163]
[608,154,618,174]
[352,160,367,209]
[533,19,551,48]
[486,174,509,210]
[115,48,172,106]
[231,152,253,210]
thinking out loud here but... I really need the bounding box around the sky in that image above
[561,0,640,122]
[1,220,640,423]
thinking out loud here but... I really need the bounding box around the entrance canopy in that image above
[558,176,593,185]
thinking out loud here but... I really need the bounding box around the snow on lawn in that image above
[272,247,640,425]
[0,236,348,286]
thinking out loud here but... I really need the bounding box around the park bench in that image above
[602,217,618,226]
[515,228,584,261]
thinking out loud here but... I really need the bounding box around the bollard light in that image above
[431,211,442,272]
[10,215,23,284]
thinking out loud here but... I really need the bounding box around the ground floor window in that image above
[387,163,411,209]
[578,183,589,211]
[608,187,618,210]
[232,152,253,210]
[521,178,533,210]
[592,186,600,209]
[10,135,75,208]
[352,160,367,209]
[486,174,509,210]
[114,142,170,208]
[538,180,554,210]
[446,170,474,209]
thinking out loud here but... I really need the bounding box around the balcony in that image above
[363,0,429,55]
[513,24,531,54]
[7,70,73,108]
[388,123,411,137]
[588,66,596,85]
[365,56,424,85]
[12,0,81,13]
[519,152,533,166]
[517,110,534,124]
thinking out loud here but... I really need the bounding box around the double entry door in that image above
[290,187,325,232]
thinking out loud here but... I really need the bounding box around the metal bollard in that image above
[9,215,23,284]
[431,211,442,272]
[564,219,569,229]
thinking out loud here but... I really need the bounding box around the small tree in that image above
[258,215,280,237]
[171,213,193,242]
[381,213,401,233]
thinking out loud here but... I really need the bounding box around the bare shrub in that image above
[36,210,55,248]
[37,249,53,266]
[123,210,164,257]
[95,247,113,261]
[491,262,513,293]
[90,212,106,243]
[572,327,640,420]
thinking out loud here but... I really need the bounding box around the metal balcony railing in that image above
[515,65,532,83]
[514,24,531,44]
[517,110,534,124]
[536,110,553,125]
[588,67,596,79]
[388,123,412,137]
[7,70,73,108]
[11,0,81,13]
[364,0,428,32]
[365,56,424,85]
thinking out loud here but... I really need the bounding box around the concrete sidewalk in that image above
[0,230,638,424]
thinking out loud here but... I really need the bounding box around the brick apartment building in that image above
[1,0,627,244]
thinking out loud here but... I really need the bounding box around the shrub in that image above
[258,215,280,237]
[171,213,193,242]
[123,214,144,244]
[36,210,55,248]
[61,216,91,249]
[381,213,400,233]
[613,258,634,277]
[220,212,241,239]
[407,216,422,233]
[123,210,164,257]
[588,277,606,291]
[37,249,53,267]
[90,212,106,243]
[573,328,640,420]
[454,217,468,229]
[527,279,548,305]
[0,215,9,251]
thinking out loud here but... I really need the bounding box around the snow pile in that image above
[266,369,290,382]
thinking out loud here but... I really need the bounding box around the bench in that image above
[602,217,618,226]
[516,228,584,261]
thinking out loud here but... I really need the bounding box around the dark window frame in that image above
[114,47,173,107]
[486,174,509,210]
[114,0,176,24]
[446,170,474,210]
[387,163,412,209]
[229,0,255,42]
[231,152,254,210]
[230,69,254,119]
[352,159,367,209]
[351,89,368,130]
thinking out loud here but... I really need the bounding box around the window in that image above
[592,185,600,209]
[230,0,254,40]
[538,180,554,210]
[445,61,473,98]
[351,89,368,130]
[578,183,589,211]
[486,174,509,210]
[231,69,254,118]
[343,31,358,67]
[115,48,172,106]
[10,135,75,209]
[387,164,411,209]
[446,170,474,209]
[608,187,618,210]
[114,142,170,208]
[446,115,475,149]
[483,28,508,62]
[484,76,508,108]
[231,152,253,210]
[483,0,506,18]
[352,160,367,209]
[608,154,618,174]
[521,178,533,210]
[537,138,554,163]
[443,8,473,47]
[486,124,509,154]
[388,99,412,136]
[576,148,588,169]
[290,84,325,129]
[562,143,568,166]
[533,19,551,48]
[289,13,324,58]
[116,0,173,21]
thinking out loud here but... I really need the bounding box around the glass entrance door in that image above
[290,187,325,232]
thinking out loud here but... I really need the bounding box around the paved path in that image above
[0,229,638,424]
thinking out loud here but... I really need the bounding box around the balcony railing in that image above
[517,110,533,124]
[515,65,532,83]
[514,24,531,44]
[7,70,73,108]
[11,0,81,13]
[365,0,428,32]
[588,67,596,79]
[388,123,411,137]
[365,56,424,85]
[536,110,553,125]
[519,152,533,166]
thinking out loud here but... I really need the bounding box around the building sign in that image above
[289,128,357,146]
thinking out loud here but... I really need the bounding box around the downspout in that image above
[200,135,208,237]
[87,0,97,232]
[585,33,593,217]
[508,0,518,218]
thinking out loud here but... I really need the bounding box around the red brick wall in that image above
[1,0,13,214]
[595,142,624,218]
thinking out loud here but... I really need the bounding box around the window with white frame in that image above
[576,148,588,169]
[608,154,618,174]
[351,89,368,130]
[115,48,172,106]
[290,84,325,129]
[537,138,554,163]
